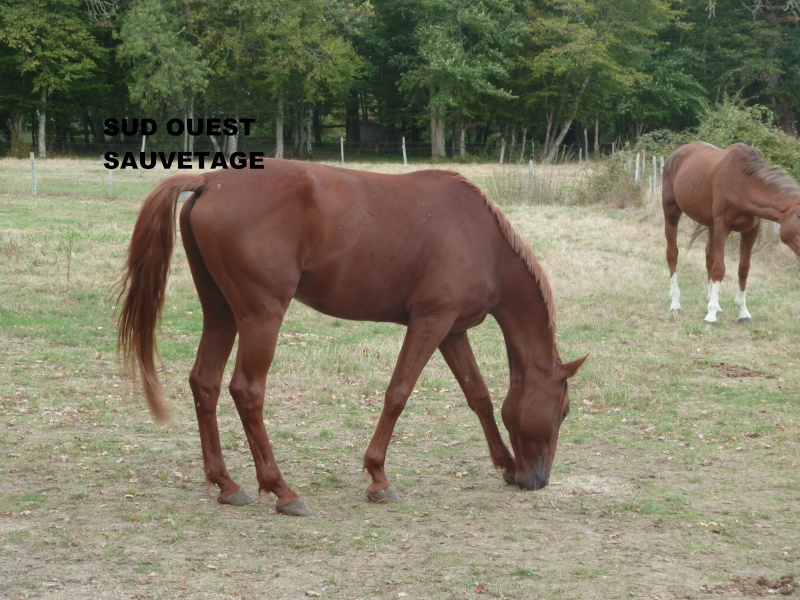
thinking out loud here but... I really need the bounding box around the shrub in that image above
[581,153,644,208]
[634,129,692,157]
[694,99,800,178]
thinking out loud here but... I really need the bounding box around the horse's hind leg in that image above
[662,184,682,312]
[734,225,759,322]
[228,305,310,516]
[363,314,456,504]
[189,310,248,505]
[439,332,516,484]
[182,207,250,506]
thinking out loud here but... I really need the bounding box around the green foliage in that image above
[2,0,800,158]
[634,129,692,156]
[0,0,104,94]
[249,0,364,103]
[118,0,210,113]
[694,100,800,178]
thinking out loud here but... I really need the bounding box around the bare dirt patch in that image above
[701,575,795,596]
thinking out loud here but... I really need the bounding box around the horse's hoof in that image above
[220,488,254,506]
[367,486,400,504]
[738,317,753,324]
[277,498,312,517]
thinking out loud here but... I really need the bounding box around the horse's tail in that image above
[688,222,707,249]
[115,174,206,424]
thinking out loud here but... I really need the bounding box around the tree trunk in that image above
[430,86,446,159]
[275,94,284,159]
[583,125,589,162]
[459,121,467,157]
[518,126,527,164]
[185,97,195,153]
[228,111,239,157]
[306,106,313,158]
[10,114,28,158]
[543,76,590,164]
[594,113,600,157]
[293,93,306,159]
[345,91,360,145]
[542,106,557,163]
[313,107,323,144]
[38,88,47,159]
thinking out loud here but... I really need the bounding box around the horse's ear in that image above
[560,355,588,380]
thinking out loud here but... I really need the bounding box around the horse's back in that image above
[664,142,749,225]
[186,161,508,324]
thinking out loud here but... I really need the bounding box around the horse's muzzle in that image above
[516,470,549,490]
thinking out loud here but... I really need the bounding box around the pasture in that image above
[0,158,798,599]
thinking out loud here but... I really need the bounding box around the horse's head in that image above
[501,355,587,490]
[779,209,800,255]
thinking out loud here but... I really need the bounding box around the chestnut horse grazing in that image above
[116,161,586,517]
[662,142,800,323]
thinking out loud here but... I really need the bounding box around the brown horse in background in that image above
[116,160,586,517]
[662,142,800,323]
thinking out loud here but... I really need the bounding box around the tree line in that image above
[1,0,799,162]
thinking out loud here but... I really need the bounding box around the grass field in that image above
[0,157,798,599]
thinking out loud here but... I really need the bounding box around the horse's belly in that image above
[293,263,496,327]
[293,285,410,324]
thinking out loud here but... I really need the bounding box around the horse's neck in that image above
[746,186,800,222]
[492,266,558,379]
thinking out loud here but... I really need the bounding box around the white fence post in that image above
[30,152,37,196]
[108,168,113,198]
[340,137,344,163]
[402,137,407,166]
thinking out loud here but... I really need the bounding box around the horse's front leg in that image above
[662,189,682,312]
[363,315,455,504]
[734,225,759,322]
[438,332,516,484]
[705,225,729,323]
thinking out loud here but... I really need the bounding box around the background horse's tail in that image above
[688,222,707,249]
[115,174,206,424]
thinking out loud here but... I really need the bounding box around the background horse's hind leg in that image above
[438,332,516,484]
[704,225,729,323]
[662,191,682,312]
[734,225,759,322]
[363,314,456,504]
[228,305,311,517]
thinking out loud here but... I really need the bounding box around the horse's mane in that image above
[449,172,557,333]
[742,147,800,198]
